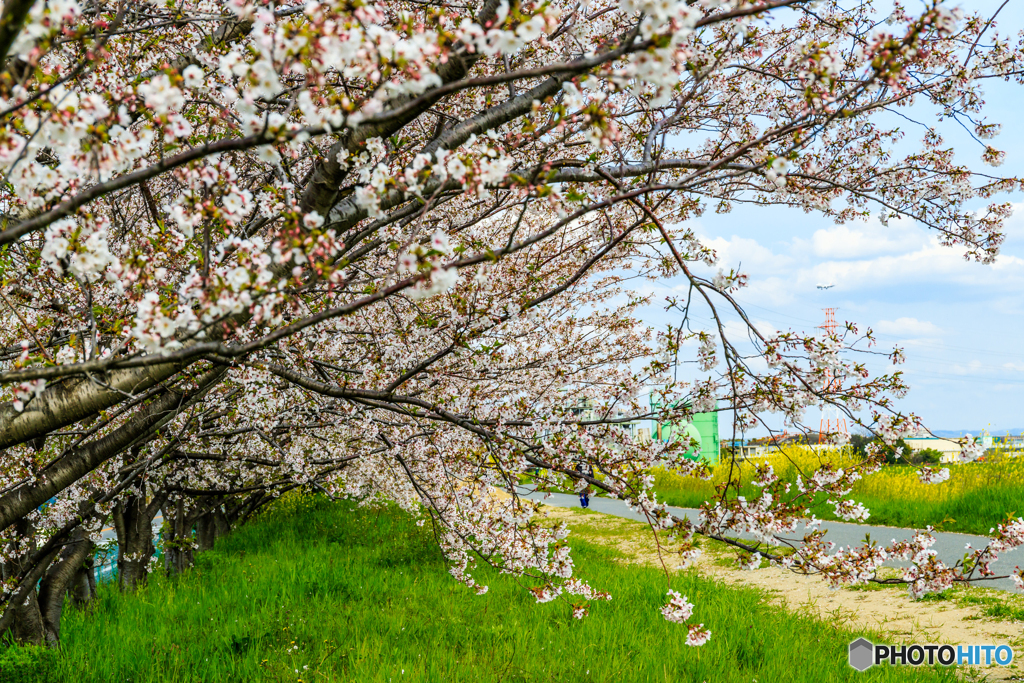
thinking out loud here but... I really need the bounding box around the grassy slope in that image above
[46,495,955,682]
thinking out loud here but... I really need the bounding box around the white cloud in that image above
[805,216,926,260]
[875,317,942,337]
[733,276,803,307]
[698,234,793,273]
[951,360,983,375]
[687,225,1024,305]
[804,238,1024,292]
[719,318,779,345]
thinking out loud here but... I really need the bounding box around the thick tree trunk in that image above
[1,518,43,644]
[5,590,43,645]
[70,556,95,609]
[195,511,216,552]
[212,505,230,540]
[37,535,94,647]
[0,363,188,451]
[162,497,193,576]
[113,491,158,592]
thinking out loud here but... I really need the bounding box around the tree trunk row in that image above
[2,492,241,645]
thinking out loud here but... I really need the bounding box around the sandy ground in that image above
[536,504,1024,682]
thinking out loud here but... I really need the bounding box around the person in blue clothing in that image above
[575,461,594,508]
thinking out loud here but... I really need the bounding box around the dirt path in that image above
[537,504,1024,682]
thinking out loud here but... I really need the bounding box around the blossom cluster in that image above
[0,0,1017,640]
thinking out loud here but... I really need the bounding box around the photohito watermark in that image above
[848,638,1014,671]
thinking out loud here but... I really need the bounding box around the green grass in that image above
[24,494,957,682]
[917,586,1024,623]
[980,603,1024,621]
[652,459,1024,535]
[0,644,56,682]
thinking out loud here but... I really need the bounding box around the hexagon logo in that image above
[849,638,874,671]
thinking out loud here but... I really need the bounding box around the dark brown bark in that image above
[0,365,228,533]
[212,505,230,540]
[299,0,504,219]
[37,534,94,647]
[113,488,163,593]
[0,362,188,451]
[195,512,216,552]
[0,0,36,67]
[228,491,268,526]
[162,497,193,576]
[5,590,43,645]
[70,556,95,609]
[1,518,43,644]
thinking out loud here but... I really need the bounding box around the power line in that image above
[897,369,1024,386]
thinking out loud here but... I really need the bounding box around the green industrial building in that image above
[649,398,720,465]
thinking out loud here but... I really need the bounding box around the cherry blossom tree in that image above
[0,0,1021,646]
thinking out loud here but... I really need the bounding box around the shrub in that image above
[910,448,944,465]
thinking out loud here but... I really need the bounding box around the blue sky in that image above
[635,2,1024,437]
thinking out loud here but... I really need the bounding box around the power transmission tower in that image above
[818,307,848,444]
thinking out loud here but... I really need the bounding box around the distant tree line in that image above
[849,435,942,466]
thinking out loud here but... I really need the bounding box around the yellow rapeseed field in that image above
[653,447,1024,534]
